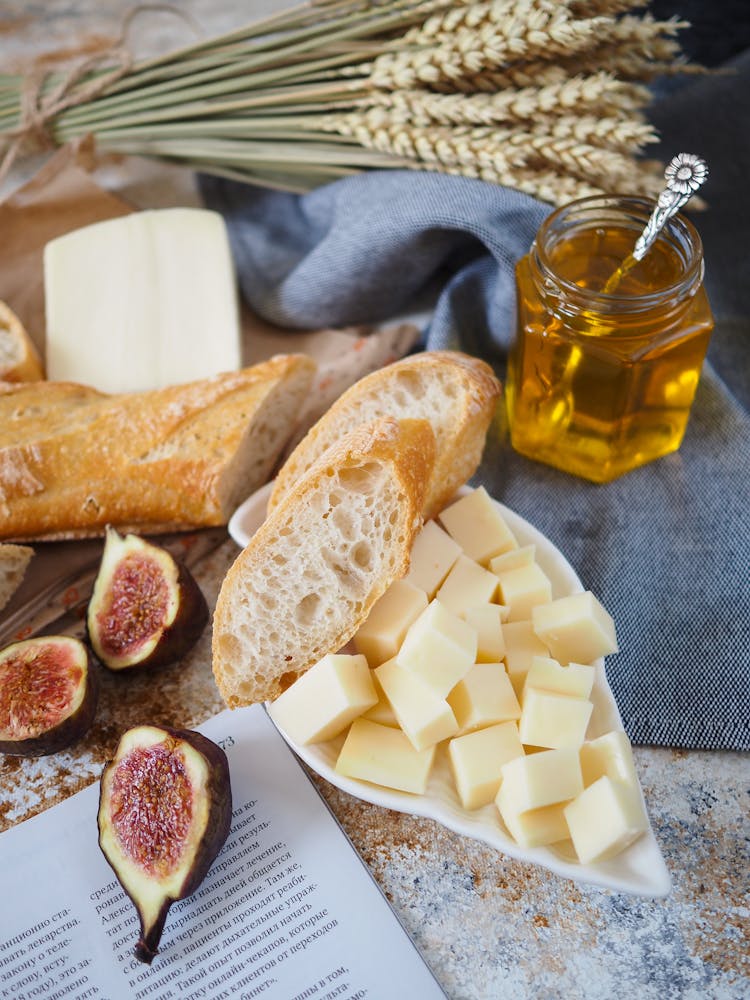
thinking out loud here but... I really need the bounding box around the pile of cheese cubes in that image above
[269,487,648,866]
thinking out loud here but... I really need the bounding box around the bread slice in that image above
[0,543,33,611]
[0,355,316,541]
[212,417,435,707]
[268,350,500,519]
[0,301,44,382]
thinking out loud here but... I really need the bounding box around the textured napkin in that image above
[199,55,750,753]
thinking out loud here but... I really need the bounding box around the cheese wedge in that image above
[44,209,241,393]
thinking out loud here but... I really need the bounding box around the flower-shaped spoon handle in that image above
[633,152,708,261]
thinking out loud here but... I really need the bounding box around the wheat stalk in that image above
[359,72,651,126]
[370,4,615,89]
[0,0,694,205]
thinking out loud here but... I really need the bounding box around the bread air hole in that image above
[295,592,321,626]
[338,463,381,495]
[332,506,356,539]
[217,633,242,664]
[351,541,373,570]
[396,371,425,400]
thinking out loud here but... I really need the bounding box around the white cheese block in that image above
[498,748,583,812]
[435,554,499,616]
[335,718,436,794]
[402,519,461,598]
[361,670,400,728]
[502,621,550,696]
[518,687,593,749]
[44,208,241,393]
[462,603,507,662]
[496,792,571,849]
[532,591,618,665]
[395,599,477,698]
[375,658,459,751]
[489,544,536,576]
[448,722,524,810]
[496,562,553,622]
[438,486,518,565]
[447,662,520,733]
[268,653,376,745]
[564,776,648,863]
[523,655,595,701]
[580,730,639,788]
[353,579,428,667]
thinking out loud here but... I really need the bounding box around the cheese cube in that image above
[463,604,507,662]
[375,658,459,751]
[496,792,571,848]
[435,555,499,616]
[402,519,461,598]
[447,663,520,733]
[361,670,399,728]
[580,730,638,788]
[448,722,524,810]
[523,655,595,700]
[395,599,477,698]
[532,591,618,665]
[335,719,435,794]
[496,563,553,621]
[268,654,376,745]
[502,621,549,696]
[438,487,517,565]
[564,776,648,863]
[489,545,536,576]
[353,579,428,667]
[499,748,583,812]
[44,209,240,393]
[518,687,593,749]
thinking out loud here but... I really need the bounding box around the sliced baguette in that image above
[0,355,316,541]
[212,416,435,707]
[268,350,501,519]
[0,301,44,383]
[0,543,33,611]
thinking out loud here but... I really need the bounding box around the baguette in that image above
[268,350,501,519]
[212,417,435,707]
[0,301,44,383]
[0,543,33,611]
[0,355,316,541]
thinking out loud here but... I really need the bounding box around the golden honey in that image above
[506,196,714,482]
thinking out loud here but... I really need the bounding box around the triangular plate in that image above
[230,482,671,898]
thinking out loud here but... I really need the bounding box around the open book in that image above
[0,706,446,999]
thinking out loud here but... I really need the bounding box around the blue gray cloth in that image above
[199,53,750,753]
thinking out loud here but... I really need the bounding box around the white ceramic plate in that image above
[229,483,671,897]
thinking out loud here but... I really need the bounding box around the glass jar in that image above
[505,195,715,483]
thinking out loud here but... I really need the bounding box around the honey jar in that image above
[505,195,714,483]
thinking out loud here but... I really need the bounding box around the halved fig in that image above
[98,724,231,964]
[87,528,209,671]
[0,636,98,756]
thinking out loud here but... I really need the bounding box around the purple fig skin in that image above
[97,726,232,965]
[0,637,98,757]
[87,531,209,672]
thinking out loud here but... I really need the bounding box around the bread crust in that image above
[269,350,500,519]
[0,355,316,541]
[212,417,436,707]
[0,301,44,383]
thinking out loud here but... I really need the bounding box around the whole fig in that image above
[0,636,97,756]
[87,527,209,671]
[97,724,231,963]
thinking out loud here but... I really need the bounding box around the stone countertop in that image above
[1,3,748,998]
